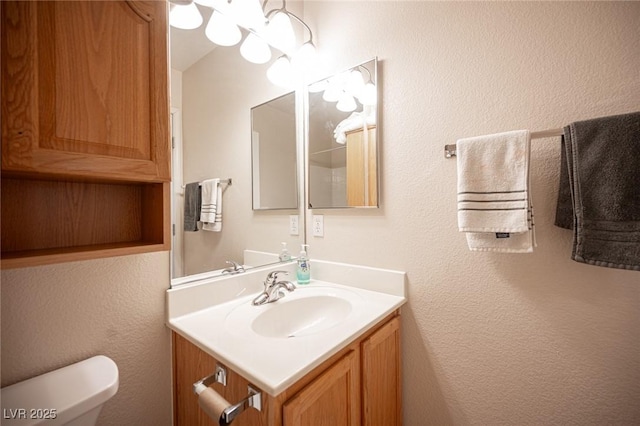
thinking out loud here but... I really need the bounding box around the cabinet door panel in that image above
[39,1,150,158]
[1,0,169,181]
[173,333,268,426]
[346,127,377,207]
[283,350,360,426]
[362,316,402,426]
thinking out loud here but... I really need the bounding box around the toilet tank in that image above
[1,355,119,425]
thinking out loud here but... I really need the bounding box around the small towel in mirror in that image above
[183,182,201,232]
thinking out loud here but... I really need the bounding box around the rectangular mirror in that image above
[251,91,299,210]
[169,13,303,285]
[308,58,378,208]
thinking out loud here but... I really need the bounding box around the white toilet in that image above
[1,355,119,425]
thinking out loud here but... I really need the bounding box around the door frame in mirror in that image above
[251,90,299,211]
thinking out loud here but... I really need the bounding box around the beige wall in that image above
[304,1,640,425]
[0,253,172,425]
[252,101,297,209]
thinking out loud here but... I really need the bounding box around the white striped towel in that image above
[201,178,222,232]
[456,130,536,253]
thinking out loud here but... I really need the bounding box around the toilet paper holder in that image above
[193,364,262,425]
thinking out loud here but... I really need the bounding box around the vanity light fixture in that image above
[205,9,242,46]
[263,9,296,52]
[263,4,317,86]
[266,55,293,87]
[169,2,204,30]
[336,92,357,113]
[169,0,318,88]
[240,33,272,64]
[317,64,376,112]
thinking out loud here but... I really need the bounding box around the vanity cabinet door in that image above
[173,333,218,426]
[283,350,361,426]
[361,316,402,426]
[173,333,268,426]
[1,0,170,182]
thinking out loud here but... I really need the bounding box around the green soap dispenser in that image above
[296,244,310,284]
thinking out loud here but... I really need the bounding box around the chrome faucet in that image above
[252,271,296,306]
[221,260,245,275]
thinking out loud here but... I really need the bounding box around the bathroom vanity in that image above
[173,313,400,425]
[167,261,406,425]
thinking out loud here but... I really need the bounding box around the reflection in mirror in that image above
[251,92,298,210]
[308,58,378,208]
[169,15,303,285]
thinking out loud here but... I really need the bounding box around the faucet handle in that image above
[266,270,289,284]
[222,260,245,274]
[227,260,243,270]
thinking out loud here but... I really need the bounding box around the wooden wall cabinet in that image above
[346,126,377,207]
[172,314,402,426]
[1,0,170,268]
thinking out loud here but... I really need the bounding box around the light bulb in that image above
[292,41,317,70]
[336,93,357,112]
[358,82,377,106]
[194,0,215,7]
[240,33,272,64]
[308,80,329,93]
[264,11,296,52]
[347,69,365,98]
[209,0,230,11]
[230,0,266,30]
[322,80,342,102]
[169,3,203,30]
[267,56,293,87]
[205,10,241,46]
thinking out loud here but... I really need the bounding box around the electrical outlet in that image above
[313,215,324,237]
[289,215,299,236]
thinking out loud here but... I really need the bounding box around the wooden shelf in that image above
[1,241,169,270]
[1,178,170,269]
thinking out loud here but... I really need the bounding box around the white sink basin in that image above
[225,286,362,339]
[252,295,352,338]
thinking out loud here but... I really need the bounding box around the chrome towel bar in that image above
[444,128,563,158]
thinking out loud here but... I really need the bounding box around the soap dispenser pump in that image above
[296,244,310,284]
[279,242,291,261]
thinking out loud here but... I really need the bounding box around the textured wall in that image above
[253,101,298,209]
[1,253,172,425]
[303,1,640,425]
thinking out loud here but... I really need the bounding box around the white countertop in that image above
[166,260,406,396]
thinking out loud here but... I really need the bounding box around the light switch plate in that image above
[312,215,324,237]
[289,215,299,236]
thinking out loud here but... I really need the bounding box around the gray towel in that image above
[183,182,201,232]
[555,111,640,271]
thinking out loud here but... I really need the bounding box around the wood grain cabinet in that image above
[283,350,361,426]
[1,0,170,268]
[346,126,377,207]
[172,314,402,426]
